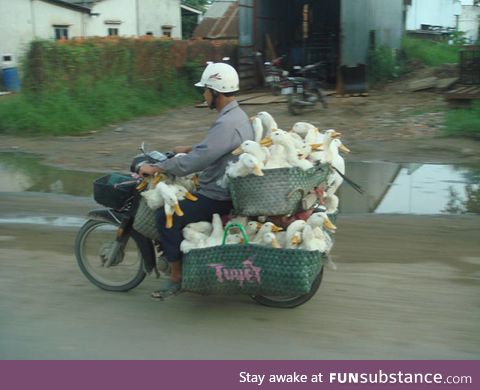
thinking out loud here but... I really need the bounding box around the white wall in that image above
[138,0,181,38]
[459,5,480,41]
[87,0,138,37]
[406,0,458,30]
[0,0,87,67]
[0,0,183,71]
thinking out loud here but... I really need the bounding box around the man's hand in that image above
[173,145,193,154]
[138,164,163,178]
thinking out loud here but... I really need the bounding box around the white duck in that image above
[171,183,198,202]
[324,138,350,197]
[309,129,342,162]
[185,221,213,236]
[225,233,245,245]
[245,220,262,241]
[270,130,314,171]
[306,211,337,232]
[232,140,269,164]
[257,111,278,137]
[323,194,339,214]
[252,222,283,244]
[180,225,207,253]
[301,225,329,253]
[156,182,184,228]
[205,213,224,247]
[251,116,265,144]
[226,153,264,178]
[291,122,317,138]
[261,232,282,249]
[285,219,306,249]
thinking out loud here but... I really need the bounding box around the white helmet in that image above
[195,62,239,93]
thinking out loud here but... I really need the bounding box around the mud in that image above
[0,73,479,359]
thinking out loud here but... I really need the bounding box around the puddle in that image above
[0,152,105,196]
[1,152,479,217]
[338,161,480,214]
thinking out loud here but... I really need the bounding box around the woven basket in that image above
[228,164,328,216]
[132,198,161,240]
[182,223,324,296]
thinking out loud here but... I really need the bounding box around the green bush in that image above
[367,45,404,85]
[0,39,201,135]
[402,36,460,66]
[444,100,480,138]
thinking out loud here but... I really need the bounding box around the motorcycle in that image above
[263,55,289,96]
[281,61,328,115]
[74,144,324,308]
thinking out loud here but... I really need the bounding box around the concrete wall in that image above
[406,0,458,30]
[87,0,138,37]
[137,0,182,38]
[0,0,87,67]
[0,0,183,71]
[459,5,480,42]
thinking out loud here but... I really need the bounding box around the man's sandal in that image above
[151,280,182,300]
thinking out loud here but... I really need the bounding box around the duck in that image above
[251,116,265,144]
[185,221,213,236]
[261,232,282,249]
[300,224,329,253]
[224,233,245,245]
[226,153,264,178]
[252,222,283,244]
[245,220,262,241]
[171,183,198,202]
[141,187,165,210]
[232,140,269,164]
[323,194,339,214]
[256,111,278,137]
[285,219,306,249]
[180,225,208,253]
[263,144,292,169]
[291,122,317,138]
[324,138,350,197]
[270,130,314,171]
[306,211,337,232]
[174,173,200,193]
[155,182,183,228]
[309,129,342,162]
[205,213,224,247]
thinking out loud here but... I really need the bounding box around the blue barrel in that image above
[2,67,21,92]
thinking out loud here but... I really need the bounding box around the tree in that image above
[181,0,211,39]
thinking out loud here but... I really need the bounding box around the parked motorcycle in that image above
[74,144,323,308]
[281,61,328,115]
[263,55,289,95]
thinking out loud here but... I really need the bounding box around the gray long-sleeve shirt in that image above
[157,100,254,200]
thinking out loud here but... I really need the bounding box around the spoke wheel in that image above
[75,220,146,291]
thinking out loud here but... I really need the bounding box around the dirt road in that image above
[0,75,479,359]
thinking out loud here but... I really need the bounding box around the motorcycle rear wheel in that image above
[251,267,323,308]
[75,219,146,292]
[287,92,305,115]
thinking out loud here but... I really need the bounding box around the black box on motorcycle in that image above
[93,173,138,210]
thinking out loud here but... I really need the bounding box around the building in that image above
[0,0,185,69]
[406,0,480,43]
[238,0,406,92]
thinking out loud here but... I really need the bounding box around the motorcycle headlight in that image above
[282,70,289,77]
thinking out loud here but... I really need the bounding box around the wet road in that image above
[1,192,479,359]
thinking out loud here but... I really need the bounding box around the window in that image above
[53,25,69,40]
[146,31,153,36]
[108,28,119,36]
[161,25,173,37]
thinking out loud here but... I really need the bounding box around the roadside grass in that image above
[0,77,198,135]
[443,100,480,138]
[402,36,460,66]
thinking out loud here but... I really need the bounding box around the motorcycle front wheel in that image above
[75,219,146,292]
[251,267,323,308]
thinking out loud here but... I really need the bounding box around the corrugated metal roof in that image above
[203,0,237,19]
